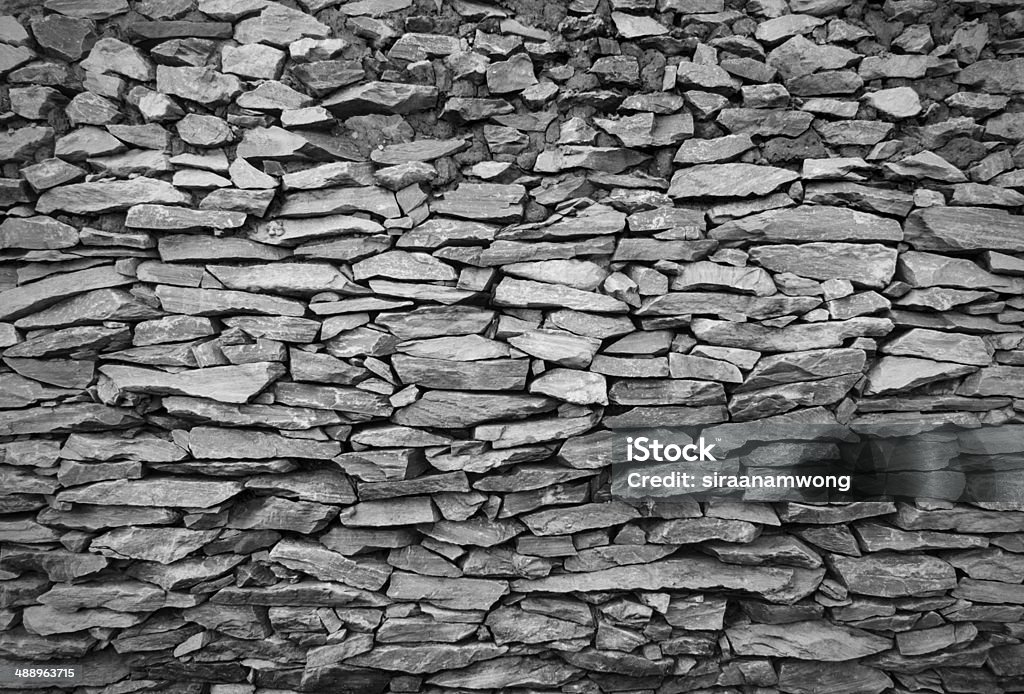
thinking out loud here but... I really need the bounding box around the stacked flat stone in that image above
[2,0,1024,691]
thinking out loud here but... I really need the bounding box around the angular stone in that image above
[58,477,241,507]
[427,656,580,689]
[514,557,823,605]
[155,65,241,104]
[270,538,390,590]
[283,162,375,190]
[155,285,306,317]
[638,292,819,320]
[955,58,1024,94]
[228,496,337,533]
[669,163,798,198]
[711,206,903,244]
[274,382,392,416]
[234,3,329,46]
[730,373,859,420]
[750,243,898,288]
[91,527,217,564]
[251,216,384,247]
[900,251,1024,293]
[905,206,1024,253]
[387,573,508,610]
[431,183,526,223]
[534,146,648,175]
[324,81,438,116]
[530,368,607,405]
[278,186,400,218]
[0,216,78,250]
[769,36,859,79]
[779,661,891,694]
[831,553,957,597]
[522,501,639,536]
[609,379,725,406]
[882,329,989,366]
[0,265,135,322]
[728,621,890,660]
[508,329,601,368]
[394,391,555,428]
[81,37,152,80]
[692,317,892,352]
[37,177,188,214]
[188,426,340,459]
[649,518,760,544]
[864,357,976,396]
[370,138,466,165]
[612,11,668,38]
[705,535,822,568]
[346,643,506,675]
[392,355,528,391]
[353,251,456,281]
[209,263,360,296]
[719,108,815,137]
[740,348,864,391]
[865,86,922,118]
[486,606,593,646]
[500,204,626,241]
[673,262,776,296]
[126,204,245,230]
[495,278,629,313]
[100,362,284,404]
[958,366,1024,399]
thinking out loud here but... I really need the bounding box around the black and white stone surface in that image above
[2,0,1024,691]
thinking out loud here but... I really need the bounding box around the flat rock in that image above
[209,262,361,295]
[0,265,134,322]
[155,65,241,104]
[156,285,306,316]
[955,58,1024,94]
[831,553,957,597]
[692,317,892,352]
[863,356,976,396]
[513,557,823,605]
[711,205,903,244]
[495,275,627,313]
[728,620,890,660]
[58,477,241,507]
[750,242,898,288]
[638,292,819,321]
[37,177,188,214]
[370,138,466,165]
[100,362,284,404]
[669,163,798,198]
[392,355,528,391]
[431,183,526,223]
[394,391,555,428]
[234,3,329,46]
[905,206,1024,253]
[882,328,990,366]
[324,81,438,116]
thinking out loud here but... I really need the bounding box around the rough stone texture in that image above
[1,1,1024,691]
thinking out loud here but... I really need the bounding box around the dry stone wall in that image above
[2,0,1024,691]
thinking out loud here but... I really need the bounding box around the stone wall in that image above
[3,0,1024,691]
